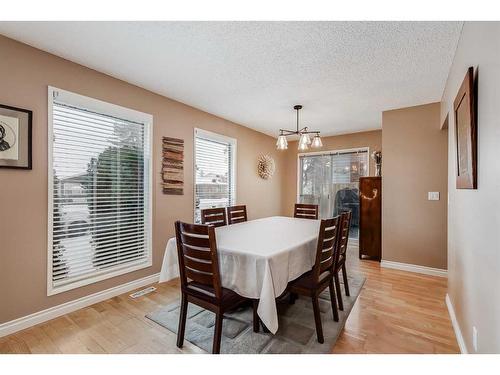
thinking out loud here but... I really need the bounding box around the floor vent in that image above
[130,286,156,299]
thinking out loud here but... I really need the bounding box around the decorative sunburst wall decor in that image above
[257,154,275,180]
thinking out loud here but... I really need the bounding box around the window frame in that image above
[47,86,153,296]
[193,128,237,223]
[296,147,370,204]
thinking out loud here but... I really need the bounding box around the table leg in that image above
[252,300,260,333]
[261,322,270,333]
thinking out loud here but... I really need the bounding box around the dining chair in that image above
[174,221,256,354]
[287,216,341,343]
[226,205,247,224]
[201,207,227,227]
[333,210,352,311]
[293,203,319,220]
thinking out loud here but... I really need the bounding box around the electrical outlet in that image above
[428,192,440,201]
[473,326,478,352]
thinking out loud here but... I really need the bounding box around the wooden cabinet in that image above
[359,177,381,260]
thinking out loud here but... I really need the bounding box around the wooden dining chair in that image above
[201,207,227,227]
[293,203,319,220]
[333,210,352,311]
[287,216,341,343]
[226,205,247,224]
[174,221,256,354]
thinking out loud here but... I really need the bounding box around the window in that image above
[194,128,236,223]
[298,148,368,237]
[48,87,152,295]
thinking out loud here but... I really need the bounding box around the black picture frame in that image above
[0,103,32,170]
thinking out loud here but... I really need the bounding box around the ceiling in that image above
[0,21,462,137]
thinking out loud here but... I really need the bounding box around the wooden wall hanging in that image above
[162,137,184,195]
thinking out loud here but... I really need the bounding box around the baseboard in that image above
[0,273,160,338]
[446,293,468,353]
[381,260,447,277]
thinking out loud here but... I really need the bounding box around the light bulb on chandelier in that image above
[276,105,322,151]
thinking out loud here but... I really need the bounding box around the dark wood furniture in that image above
[174,221,255,354]
[201,207,227,227]
[287,217,341,343]
[333,211,352,311]
[293,203,319,220]
[454,66,477,189]
[359,176,382,260]
[226,205,247,224]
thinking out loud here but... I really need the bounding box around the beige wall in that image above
[441,22,500,353]
[0,35,286,324]
[281,130,382,217]
[382,103,448,269]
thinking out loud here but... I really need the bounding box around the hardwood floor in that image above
[0,242,459,354]
[333,242,459,353]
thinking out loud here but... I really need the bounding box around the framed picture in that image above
[453,67,477,189]
[0,104,32,170]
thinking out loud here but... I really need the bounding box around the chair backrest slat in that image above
[313,217,340,281]
[320,247,335,262]
[185,267,215,286]
[294,203,319,220]
[183,245,212,260]
[201,208,227,227]
[183,256,214,274]
[337,211,352,264]
[175,221,222,299]
[227,205,248,225]
[180,232,213,248]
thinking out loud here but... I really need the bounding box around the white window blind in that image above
[48,87,152,295]
[194,129,236,223]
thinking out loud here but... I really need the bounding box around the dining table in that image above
[159,215,321,334]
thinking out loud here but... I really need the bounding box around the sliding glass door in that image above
[298,154,333,218]
[298,148,369,238]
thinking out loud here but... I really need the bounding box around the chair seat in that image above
[289,269,333,290]
[185,281,245,308]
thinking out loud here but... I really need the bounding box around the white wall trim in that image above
[446,293,468,354]
[0,273,159,338]
[381,260,448,277]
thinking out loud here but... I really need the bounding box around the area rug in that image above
[146,274,365,354]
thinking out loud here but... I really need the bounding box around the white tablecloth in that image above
[159,216,320,333]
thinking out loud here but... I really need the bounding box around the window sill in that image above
[47,258,153,296]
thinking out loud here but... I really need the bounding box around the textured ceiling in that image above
[0,21,462,137]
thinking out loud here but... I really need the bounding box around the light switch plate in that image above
[428,192,440,201]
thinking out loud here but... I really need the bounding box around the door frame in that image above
[296,146,370,204]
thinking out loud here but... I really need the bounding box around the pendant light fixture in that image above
[276,132,288,150]
[311,133,323,148]
[276,105,322,151]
